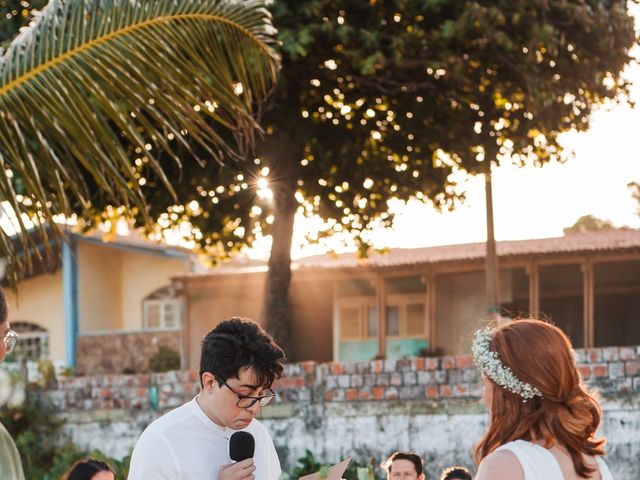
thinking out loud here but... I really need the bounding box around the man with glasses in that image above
[0,287,25,480]
[129,317,285,480]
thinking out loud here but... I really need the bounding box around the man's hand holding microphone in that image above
[220,432,256,480]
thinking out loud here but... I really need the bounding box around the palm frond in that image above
[0,0,280,286]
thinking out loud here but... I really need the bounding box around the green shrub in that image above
[148,345,181,373]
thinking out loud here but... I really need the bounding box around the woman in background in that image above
[65,458,116,480]
[472,319,612,480]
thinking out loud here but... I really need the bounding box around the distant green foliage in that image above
[419,347,445,358]
[563,214,617,234]
[148,345,181,373]
[0,385,130,479]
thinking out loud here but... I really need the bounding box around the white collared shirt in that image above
[128,397,281,480]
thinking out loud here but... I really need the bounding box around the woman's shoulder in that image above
[476,448,525,480]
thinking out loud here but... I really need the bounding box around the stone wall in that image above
[46,346,640,478]
[75,330,182,375]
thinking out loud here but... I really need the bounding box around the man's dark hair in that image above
[439,466,472,480]
[199,317,285,388]
[0,287,7,324]
[384,452,423,477]
[65,458,115,480]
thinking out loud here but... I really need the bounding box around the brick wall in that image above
[75,330,182,376]
[52,345,640,412]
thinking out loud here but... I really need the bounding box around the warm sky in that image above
[248,9,640,260]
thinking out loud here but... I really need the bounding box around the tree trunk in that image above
[261,135,300,358]
[484,164,501,320]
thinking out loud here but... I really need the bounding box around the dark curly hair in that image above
[383,452,423,477]
[199,317,285,388]
[65,458,114,480]
[440,466,472,480]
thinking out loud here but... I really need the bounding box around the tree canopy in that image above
[2,1,637,355]
[124,0,639,352]
[564,214,617,234]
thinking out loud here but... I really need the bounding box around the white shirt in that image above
[128,397,281,480]
[496,440,613,480]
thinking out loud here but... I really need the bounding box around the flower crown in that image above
[472,328,543,401]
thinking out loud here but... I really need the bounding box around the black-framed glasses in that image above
[219,378,276,408]
[2,330,18,355]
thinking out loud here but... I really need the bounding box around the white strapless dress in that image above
[496,439,613,480]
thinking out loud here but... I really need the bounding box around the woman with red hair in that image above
[472,319,612,480]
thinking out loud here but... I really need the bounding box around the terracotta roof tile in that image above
[294,229,640,270]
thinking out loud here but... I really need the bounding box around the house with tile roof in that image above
[174,229,640,366]
[3,232,194,374]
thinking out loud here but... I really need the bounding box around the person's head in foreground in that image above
[439,466,472,480]
[198,317,285,430]
[65,458,115,480]
[0,287,18,363]
[472,318,606,478]
[384,452,425,480]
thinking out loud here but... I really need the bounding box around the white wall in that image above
[58,398,640,478]
[78,242,123,332]
[119,250,186,331]
[78,242,187,332]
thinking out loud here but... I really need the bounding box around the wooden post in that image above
[485,166,501,319]
[582,259,595,348]
[527,261,539,317]
[425,274,437,352]
[376,275,387,358]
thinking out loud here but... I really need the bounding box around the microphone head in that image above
[229,431,255,462]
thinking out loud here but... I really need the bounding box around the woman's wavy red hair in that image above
[473,319,605,478]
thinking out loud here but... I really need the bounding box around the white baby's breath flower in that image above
[472,328,543,401]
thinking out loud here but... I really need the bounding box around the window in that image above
[386,306,400,336]
[337,293,426,340]
[11,322,49,362]
[366,307,378,337]
[143,284,182,330]
[406,304,426,336]
[539,264,583,347]
[594,259,640,347]
[143,299,181,330]
[339,307,360,339]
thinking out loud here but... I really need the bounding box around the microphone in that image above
[229,431,255,462]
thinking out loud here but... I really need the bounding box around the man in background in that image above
[384,452,425,480]
[439,466,472,480]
